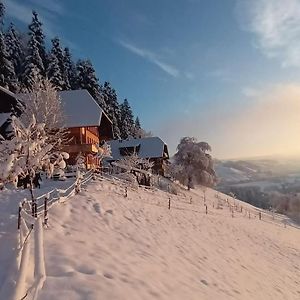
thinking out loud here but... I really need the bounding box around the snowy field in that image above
[0,177,76,293]
[27,177,300,300]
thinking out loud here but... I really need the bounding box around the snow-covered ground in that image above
[0,177,76,294]
[30,176,300,300]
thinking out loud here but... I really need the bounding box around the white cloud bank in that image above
[236,0,300,67]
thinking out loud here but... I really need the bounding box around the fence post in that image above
[259,212,261,220]
[168,197,171,209]
[124,186,128,198]
[44,196,48,226]
[205,204,208,214]
[32,199,35,218]
[17,203,22,230]
[190,197,192,204]
[75,181,80,194]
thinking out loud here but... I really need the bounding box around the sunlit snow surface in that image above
[33,178,300,300]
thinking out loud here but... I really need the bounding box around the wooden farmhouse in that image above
[107,137,169,175]
[17,88,113,169]
[0,86,24,138]
[58,90,114,169]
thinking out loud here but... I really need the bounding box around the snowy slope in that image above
[36,177,300,300]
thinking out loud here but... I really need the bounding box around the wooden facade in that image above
[64,122,114,169]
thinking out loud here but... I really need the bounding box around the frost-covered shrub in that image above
[115,172,139,188]
[0,115,68,199]
[152,175,179,195]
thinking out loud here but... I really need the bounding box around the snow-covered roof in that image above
[18,89,111,128]
[0,113,11,127]
[108,137,169,160]
[58,90,111,128]
[0,86,25,115]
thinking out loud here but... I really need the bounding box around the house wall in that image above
[151,158,166,176]
[64,126,100,169]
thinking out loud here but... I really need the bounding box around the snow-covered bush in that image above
[115,172,139,189]
[117,153,153,172]
[171,137,217,190]
[113,153,154,186]
[0,115,68,199]
[152,175,179,195]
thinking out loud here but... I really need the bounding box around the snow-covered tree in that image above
[28,11,47,72]
[172,137,216,189]
[133,116,146,138]
[19,73,68,150]
[20,73,64,128]
[0,115,68,200]
[120,99,135,139]
[95,142,111,161]
[5,23,25,82]
[48,37,70,90]
[22,11,46,88]
[116,153,154,186]
[64,47,77,89]
[76,59,104,104]
[101,82,121,137]
[47,51,64,89]
[0,31,17,91]
[22,33,44,88]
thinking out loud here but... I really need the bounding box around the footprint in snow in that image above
[93,203,101,214]
[103,272,114,279]
[200,279,209,286]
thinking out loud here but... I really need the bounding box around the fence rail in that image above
[4,170,94,300]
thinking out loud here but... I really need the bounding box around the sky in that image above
[2,0,300,159]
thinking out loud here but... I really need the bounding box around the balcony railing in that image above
[63,143,98,153]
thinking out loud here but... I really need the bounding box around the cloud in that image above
[154,83,300,159]
[117,40,180,77]
[236,0,300,67]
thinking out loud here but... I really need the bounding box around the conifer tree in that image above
[64,47,77,89]
[120,99,135,139]
[0,32,17,91]
[49,37,70,89]
[134,116,142,138]
[101,81,121,138]
[5,23,25,81]
[22,36,44,88]
[27,11,47,73]
[47,51,64,89]
[76,59,104,106]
